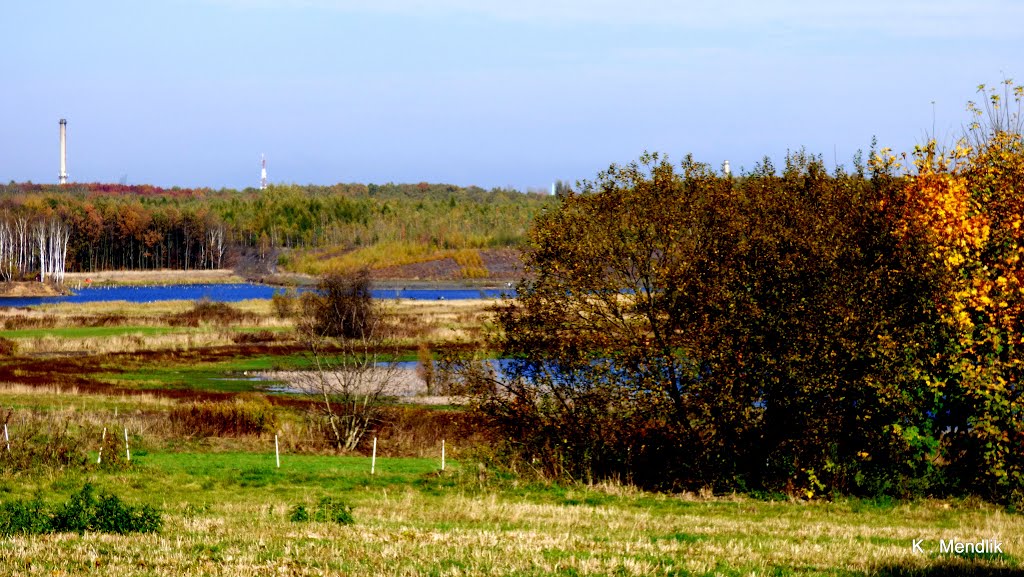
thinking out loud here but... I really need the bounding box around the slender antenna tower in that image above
[59,119,69,185]
[260,154,267,190]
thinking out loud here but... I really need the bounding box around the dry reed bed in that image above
[0,383,175,411]
[29,298,281,319]
[11,330,290,356]
[3,297,493,356]
[63,268,246,286]
[381,299,496,346]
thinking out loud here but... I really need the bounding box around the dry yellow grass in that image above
[0,483,1020,576]
[30,298,280,318]
[63,269,246,286]
[384,298,496,345]
[0,382,174,410]
[3,299,292,355]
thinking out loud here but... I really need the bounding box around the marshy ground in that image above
[0,288,1021,575]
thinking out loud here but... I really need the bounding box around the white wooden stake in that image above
[124,428,130,461]
[371,437,377,475]
[4,424,9,452]
[97,427,106,464]
[275,434,280,468]
[441,439,446,472]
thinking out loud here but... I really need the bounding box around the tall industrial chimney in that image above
[58,119,68,185]
[260,154,267,190]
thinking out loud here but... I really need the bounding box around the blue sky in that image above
[1,1,1021,190]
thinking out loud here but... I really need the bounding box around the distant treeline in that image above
[0,182,554,278]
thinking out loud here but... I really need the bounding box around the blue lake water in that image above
[0,283,513,308]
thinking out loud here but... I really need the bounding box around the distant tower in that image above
[260,154,267,190]
[59,119,69,185]
[722,160,731,177]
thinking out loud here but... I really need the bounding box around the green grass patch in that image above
[99,354,308,392]
[2,326,185,339]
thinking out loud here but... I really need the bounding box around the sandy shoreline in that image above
[259,368,465,406]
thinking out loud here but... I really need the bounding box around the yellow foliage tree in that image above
[897,80,1024,500]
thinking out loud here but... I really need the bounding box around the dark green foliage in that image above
[476,151,949,497]
[290,497,354,525]
[0,484,162,536]
[91,493,163,534]
[50,484,96,534]
[312,497,354,524]
[0,494,50,535]
[288,504,309,522]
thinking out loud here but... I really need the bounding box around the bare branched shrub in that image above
[295,333,402,452]
[295,270,400,452]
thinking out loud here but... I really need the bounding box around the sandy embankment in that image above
[0,281,65,298]
[260,367,464,406]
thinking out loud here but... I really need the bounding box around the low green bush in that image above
[289,496,353,525]
[0,483,162,536]
[288,504,309,522]
[0,495,50,535]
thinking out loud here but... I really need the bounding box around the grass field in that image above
[0,450,1021,576]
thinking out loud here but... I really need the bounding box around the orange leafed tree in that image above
[896,80,1024,500]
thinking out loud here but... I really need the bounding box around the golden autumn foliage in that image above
[896,80,1024,499]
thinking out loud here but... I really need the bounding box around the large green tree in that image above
[481,152,948,495]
